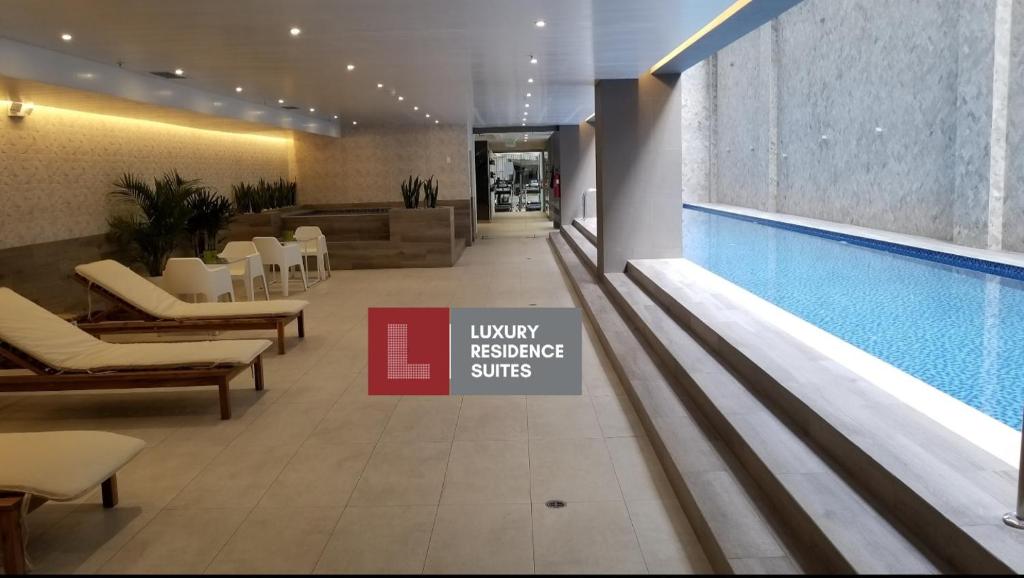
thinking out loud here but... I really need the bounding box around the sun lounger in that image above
[74,260,307,354]
[0,430,144,574]
[0,288,269,420]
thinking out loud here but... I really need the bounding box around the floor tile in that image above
[381,397,462,443]
[424,503,534,574]
[454,396,527,441]
[627,499,711,573]
[530,438,623,503]
[348,442,451,506]
[527,396,602,439]
[315,506,436,574]
[100,507,250,574]
[206,506,343,574]
[441,440,531,504]
[532,500,647,574]
[606,436,677,502]
[260,442,375,508]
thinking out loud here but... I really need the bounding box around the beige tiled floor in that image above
[1,212,710,574]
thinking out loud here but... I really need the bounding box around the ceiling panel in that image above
[0,0,734,127]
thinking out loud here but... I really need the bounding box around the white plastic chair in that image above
[253,236,308,297]
[294,226,331,282]
[218,241,270,301]
[162,258,235,303]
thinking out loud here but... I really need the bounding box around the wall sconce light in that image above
[7,101,34,118]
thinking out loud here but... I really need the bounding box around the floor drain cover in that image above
[545,499,567,509]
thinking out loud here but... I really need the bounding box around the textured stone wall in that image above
[680,60,712,204]
[294,125,471,205]
[713,25,773,210]
[694,0,1023,252]
[1006,0,1024,251]
[0,105,292,250]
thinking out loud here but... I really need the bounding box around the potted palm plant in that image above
[107,171,200,277]
[186,189,235,258]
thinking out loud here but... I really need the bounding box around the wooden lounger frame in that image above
[74,273,305,355]
[0,476,118,575]
[0,341,263,421]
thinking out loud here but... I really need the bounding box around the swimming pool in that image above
[683,206,1024,431]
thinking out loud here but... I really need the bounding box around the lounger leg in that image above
[0,496,27,575]
[218,380,232,420]
[298,311,305,338]
[277,322,286,355]
[101,475,119,509]
[253,355,265,391]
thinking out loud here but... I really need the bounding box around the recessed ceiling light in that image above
[377,83,384,89]
[235,86,243,92]
[333,114,338,119]
[346,64,355,71]
[525,103,530,108]
[352,121,358,126]
[425,113,431,118]
[174,68,184,76]
[309,107,316,112]
[60,33,73,41]
[530,55,538,64]
[434,120,439,124]
[521,122,526,126]
[535,19,546,28]
[289,27,302,36]
[527,78,534,83]
[398,96,404,101]
[213,101,223,107]
[278,98,285,104]
[523,112,529,116]
[526,92,532,98]
[413,106,419,111]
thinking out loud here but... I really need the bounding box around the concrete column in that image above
[557,123,597,227]
[595,73,683,274]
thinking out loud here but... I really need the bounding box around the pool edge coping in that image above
[686,202,1024,282]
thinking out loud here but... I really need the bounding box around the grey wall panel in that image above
[680,60,712,204]
[1005,0,1024,252]
[714,23,772,210]
[776,0,960,241]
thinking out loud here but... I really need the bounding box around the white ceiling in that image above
[0,0,732,128]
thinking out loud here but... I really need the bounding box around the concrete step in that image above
[605,270,946,574]
[560,226,597,274]
[626,258,1024,574]
[572,217,598,246]
[548,232,801,574]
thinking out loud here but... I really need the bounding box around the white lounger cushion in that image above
[0,431,144,501]
[75,260,307,319]
[0,288,271,372]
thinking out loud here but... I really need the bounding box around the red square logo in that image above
[368,308,450,395]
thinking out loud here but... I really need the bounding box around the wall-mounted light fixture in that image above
[7,101,35,118]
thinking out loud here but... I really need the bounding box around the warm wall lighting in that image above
[60,33,73,41]
[290,27,302,36]
[649,0,752,74]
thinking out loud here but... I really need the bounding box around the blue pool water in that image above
[683,207,1024,430]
